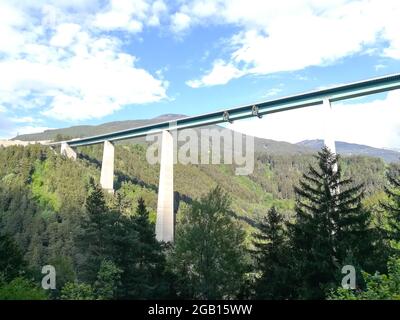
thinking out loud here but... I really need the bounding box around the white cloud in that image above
[0,124,54,140]
[186,60,244,87]
[263,87,283,98]
[50,23,81,47]
[92,0,167,32]
[229,90,400,149]
[374,64,386,71]
[14,126,54,136]
[182,0,400,87]
[171,12,192,33]
[0,0,168,121]
[0,2,31,55]
[9,116,35,123]
[149,0,168,26]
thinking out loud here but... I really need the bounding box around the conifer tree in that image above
[288,147,373,299]
[78,193,171,299]
[78,185,111,282]
[382,167,400,241]
[252,207,293,299]
[117,198,171,299]
[133,197,155,244]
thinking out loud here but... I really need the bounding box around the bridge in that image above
[51,73,400,243]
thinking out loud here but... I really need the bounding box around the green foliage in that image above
[108,197,172,299]
[341,156,387,196]
[251,207,293,299]
[0,234,26,281]
[49,256,75,293]
[54,134,73,142]
[94,260,122,300]
[382,166,400,242]
[77,185,114,282]
[288,147,376,299]
[61,260,122,300]
[85,184,107,216]
[78,190,171,299]
[113,182,157,218]
[61,282,95,300]
[169,186,248,299]
[0,277,47,300]
[31,161,61,211]
[330,256,400,300]
[0,142,397,300]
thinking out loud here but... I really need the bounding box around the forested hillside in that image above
[0,141,399,299]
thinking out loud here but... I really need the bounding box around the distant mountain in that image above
[13,114,315,155]
[13,114,187,142]
[12,114,399,162]
[297,139,400,163]
[384,147,400,153]
[152,114,187,121]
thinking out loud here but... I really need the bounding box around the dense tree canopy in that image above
[0,143,398,300]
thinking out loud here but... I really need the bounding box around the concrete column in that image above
[323,98,339,197]
[100,140,114,193]
[156,130,174,243]
[323,98,337,155]
[61,142,77,160]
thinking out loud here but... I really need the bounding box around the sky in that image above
[0,0,400,149]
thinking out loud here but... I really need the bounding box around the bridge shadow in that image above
[77,152,256,227]
[114,170,158,192]
[78,152,101,168]
[228,210,257,228]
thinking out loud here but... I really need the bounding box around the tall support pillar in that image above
[323,98,337,155]
[156,130,174,243]
[100,140,114,193]
[323,98,339,196]
[61,142,77,160]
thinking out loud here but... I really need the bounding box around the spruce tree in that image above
[382,167,400,242]
[78,193,172,299]
[288,147,373,299]
[252,207,293,299]
[134,197,156,245]
[117,198,170,299]
[78,185,111,282]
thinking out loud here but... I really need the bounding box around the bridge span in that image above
[52,73,400,242]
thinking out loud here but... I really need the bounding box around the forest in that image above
[0,142,400,300]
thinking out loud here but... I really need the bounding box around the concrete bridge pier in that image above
[323,98,337,155]
[323,98,339,181]
[100,140,115,193]
[61,142,77,160]
[156,130,175,243]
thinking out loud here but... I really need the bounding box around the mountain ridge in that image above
[12,114,400,163]
[297,139,400,163]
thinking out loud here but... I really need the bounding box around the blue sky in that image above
[0,0,400,148]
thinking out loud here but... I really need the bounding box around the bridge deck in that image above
[53,73,400,147]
